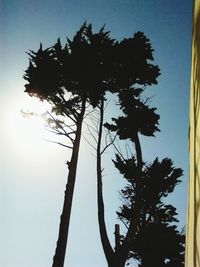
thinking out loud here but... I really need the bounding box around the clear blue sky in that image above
[1,1,193,267]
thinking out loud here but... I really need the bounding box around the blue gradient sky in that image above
[1,1,193,267]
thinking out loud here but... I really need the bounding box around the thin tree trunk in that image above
[96,99,115,267]
[52,100,86,267]
[96,102,144,267]
[96,99,130,267]
[117,132,143,266]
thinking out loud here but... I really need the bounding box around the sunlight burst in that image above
[5,94,52,158]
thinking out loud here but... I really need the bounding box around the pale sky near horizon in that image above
[1,1,193,267]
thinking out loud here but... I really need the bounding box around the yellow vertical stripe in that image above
[186,0,200,266]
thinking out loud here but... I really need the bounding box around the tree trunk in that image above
[96,103,144,267]
[96,99,115,267]
[116,132,143,266]
[52,101,86,267]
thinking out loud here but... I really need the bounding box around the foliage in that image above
[112,139,185,267]
[24,22,184,267]
[102,58,184,266]
[105,88,160,140]
[24,23,160,113]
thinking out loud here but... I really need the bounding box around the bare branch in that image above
[85,122,98,144]
[46,111,74,143]
[44,139,73,149]
[82,134,97,151]
[125,141,134,158]
[143,94,155,105]
[110,134,126,161]
[64,113,77,124]
[119,217,129,230]
[101,133,117,155]
[89,116,99,132]
[45,127,67,136]
[60,121,76,133]
[84,107,95,119]
[84,120,99,136]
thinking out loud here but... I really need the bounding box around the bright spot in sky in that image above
[17,110,46,145]
[3,93,52,159]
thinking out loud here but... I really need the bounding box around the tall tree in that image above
[95,33,160,266]
[97,87,159,266]
[24,24,161,267]
[24,23,119,267]
[97,84,184,266]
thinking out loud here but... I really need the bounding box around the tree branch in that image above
[44,139,73,149]
[101,132,117,155]
[46,111,75,143]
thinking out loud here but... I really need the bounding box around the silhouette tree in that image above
[115,157,185,266]
[24,23,120,267]
[95,33,161,266]
[99,86,185,266]
[24,23,164,267]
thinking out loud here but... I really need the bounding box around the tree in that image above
[24,23,160,267]
[96,84,185,266]
[96,87,158,266]
[24,23,168,267]
[24,23,119,267]
[95,33,161,266]
[116,157,185,267]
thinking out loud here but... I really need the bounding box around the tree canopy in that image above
[23,23,184,267]
[24,23,160,111]
[116,157,185,267]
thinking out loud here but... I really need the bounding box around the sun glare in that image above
[5,93,52,159]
